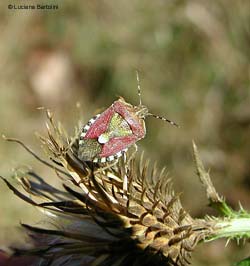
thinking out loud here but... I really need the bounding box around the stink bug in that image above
[78,73,178,163]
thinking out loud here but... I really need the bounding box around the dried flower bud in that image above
[2,114,214,266]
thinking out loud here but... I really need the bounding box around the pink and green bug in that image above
[78,73,178,163]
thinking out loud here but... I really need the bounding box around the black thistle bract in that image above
[1,111,212,266]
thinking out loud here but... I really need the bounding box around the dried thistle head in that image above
[2,111,212,266]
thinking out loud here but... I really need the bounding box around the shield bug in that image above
[78,73,178,163]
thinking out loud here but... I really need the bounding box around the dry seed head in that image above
[2,113,213,266]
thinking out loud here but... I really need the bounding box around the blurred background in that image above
[0,0,250,265]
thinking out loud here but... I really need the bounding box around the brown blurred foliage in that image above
[0,1,250,265]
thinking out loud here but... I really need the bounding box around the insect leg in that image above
[122,153,128,197]
[126,143,138,167]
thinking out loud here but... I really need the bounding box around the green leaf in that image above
[236,257,250,266]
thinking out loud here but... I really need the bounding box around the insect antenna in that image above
[136,70,142,106]
[135,71,179,127]
[148,113,180,127]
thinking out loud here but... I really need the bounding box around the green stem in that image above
[207,217,250,241]
[210,201,234,217]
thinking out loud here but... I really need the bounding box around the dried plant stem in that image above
[192,140,236,215]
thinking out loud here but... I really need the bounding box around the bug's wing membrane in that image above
[78,139,102,161]
[85,106,114,139]
[100,135,138,157]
